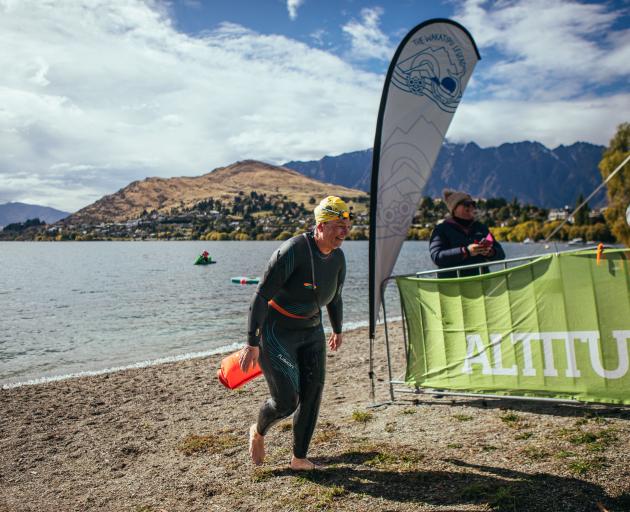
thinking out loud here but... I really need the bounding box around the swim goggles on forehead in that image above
[321,207,354,220]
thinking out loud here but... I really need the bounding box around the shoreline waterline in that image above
[1,342,241,390]
[1,318,400,389]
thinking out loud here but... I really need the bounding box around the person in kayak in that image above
[430,189,505,278]
[202,250,210,263]
[239,195,351,470]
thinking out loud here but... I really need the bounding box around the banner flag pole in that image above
[368,19,481,396]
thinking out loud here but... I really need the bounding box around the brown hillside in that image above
[64,160,367,224]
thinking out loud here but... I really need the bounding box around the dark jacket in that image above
[429,218,505,278]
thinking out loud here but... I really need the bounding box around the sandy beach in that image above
[1,323,629,512]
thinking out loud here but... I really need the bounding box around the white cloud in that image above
[0,0,627,212]
[443,0,630,151]
[310,29,327,47]
[0,0,380,211]
[342,7,394,61]
[455,0,630,100]
[287,0,304,21]
[449,94,630,148]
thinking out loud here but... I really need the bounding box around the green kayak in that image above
[194,255,216,265]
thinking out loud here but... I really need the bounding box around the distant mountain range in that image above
[2,140,608,228]
[283,141,606,208]
[0,202,69,227]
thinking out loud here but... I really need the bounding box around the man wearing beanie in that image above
[429,189,505,278]
[239,196,350,470]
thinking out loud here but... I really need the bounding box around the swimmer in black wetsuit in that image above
[239,195,352,470]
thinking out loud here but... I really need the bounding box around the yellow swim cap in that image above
[314,196,351,224]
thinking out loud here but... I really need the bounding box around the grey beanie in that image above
[443,189,472,215]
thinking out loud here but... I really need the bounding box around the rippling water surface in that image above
[0,240,559,386]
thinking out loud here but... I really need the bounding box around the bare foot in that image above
[249,424,265,465]
[290,456,319,471]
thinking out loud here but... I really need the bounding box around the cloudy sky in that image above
[1,0,628,212]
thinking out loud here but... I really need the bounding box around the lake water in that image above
[0,240,566,387]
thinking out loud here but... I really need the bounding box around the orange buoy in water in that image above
[217,350,263,389]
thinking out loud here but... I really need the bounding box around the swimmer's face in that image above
[320,218,351,250]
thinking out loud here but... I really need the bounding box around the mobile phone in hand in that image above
[480,233,494,247]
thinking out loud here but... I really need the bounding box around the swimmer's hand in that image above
[328,333,342,352]
[239,345,260,372]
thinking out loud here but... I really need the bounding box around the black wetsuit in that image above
[247,232,345,458]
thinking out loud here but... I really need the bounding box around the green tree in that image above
[275,230,292,240]
[497,206,511,222]
[573,193,590,225]
[486,198,507,209]
[599,123,630,246]
[510,221,544,242]
[586,223,614,243]
[420,196,434,209]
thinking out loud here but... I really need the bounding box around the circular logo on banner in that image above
[391,32,467,113]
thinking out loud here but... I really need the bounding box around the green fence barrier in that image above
[397,249,630,405]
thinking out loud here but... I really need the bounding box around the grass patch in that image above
[490,486,517,509]
[363,446,424,469]
[461,482,493,500]
[461,483,517,510]
[325,485,346,498]
[313,427,338,444]
[556,427,573,437]
[289,480,347,510]
[514,431,533,440]
[452,413,473,422]
[279,422,292,432]
[351,410,373,423]
[570,431,598,444]
[384,422,396,433]
[301,484,346,509]
[447,443,463,449]
[178,431,240,456]
[293,475,311,486]
[568,458,600,476]
[499,411,521,427]
[568,428,617,451]
[575,414,609,427]
[251,468,274,482]
[481,444,498,452]
[401,408,417,415]
[365,452,398,466]
[520,446,549,461]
